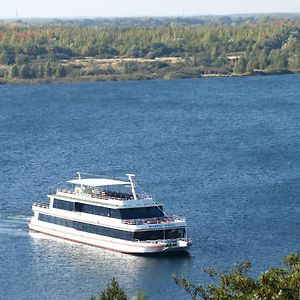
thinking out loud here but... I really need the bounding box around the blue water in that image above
[0,75,299,300]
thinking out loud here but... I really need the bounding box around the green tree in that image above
[132,291,147,300]
[210,46,218,60]
[288,49,300,70]
[15,53,30,65]
[173,253,300,300]
[37,64,45,78]
[91,277,127,300]
[91,278,148,300]
[233,56,247,74]
[268,49,288,71]
[246,59,255,73]
[257,50,268,69]
[150,42,172,57]
[0,68,6,78]
[20,64,31,79]
[0,47,15,65]
[55,64,66,77]
[82,44,98,57]
[44,61,52,77]
[9,64,19,78]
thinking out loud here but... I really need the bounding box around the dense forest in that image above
[0,15,300,83]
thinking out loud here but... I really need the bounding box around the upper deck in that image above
[52,173,157,208]
[54,188,155,208]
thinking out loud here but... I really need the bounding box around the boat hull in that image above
[29,219,191,254]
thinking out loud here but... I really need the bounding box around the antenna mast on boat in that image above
[77,172,83,189]
[126,174,137,200]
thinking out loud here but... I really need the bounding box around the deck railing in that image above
[122,216,185,226]
[133,237,190,244]
[57,189,149,201]
[33,203,49,209]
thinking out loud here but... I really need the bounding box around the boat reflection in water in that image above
[29,230,192,299]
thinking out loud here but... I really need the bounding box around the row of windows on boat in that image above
[52,199,164,219]
[38,213,185,241]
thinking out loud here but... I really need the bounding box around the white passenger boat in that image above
[29,173,192,254]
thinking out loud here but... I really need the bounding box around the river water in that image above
[0,75,299,299]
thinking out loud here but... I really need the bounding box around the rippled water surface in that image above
[0,75,300,299]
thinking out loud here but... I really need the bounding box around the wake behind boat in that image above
[29,172,192,254]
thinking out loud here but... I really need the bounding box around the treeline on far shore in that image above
[0,15,300,83]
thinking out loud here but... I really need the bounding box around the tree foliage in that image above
[93,254,299,300]
[173,253,300,300]
[91,277,127,300]
[91,277,147,300]
[0,17,300,81]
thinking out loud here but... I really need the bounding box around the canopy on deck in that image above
[67,178,130,187]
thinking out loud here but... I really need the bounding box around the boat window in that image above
[75,202,82,212]
[53,199,74,211]
[80,203,111,217]
[38,213,132,240]
[53,199,114,218]
[52,200,163,220]
[38,213,184,241]
[120,206,164,219]
[110,209,121,219]
[133,228,185,241]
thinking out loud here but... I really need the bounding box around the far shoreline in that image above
[0,70,297,85]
